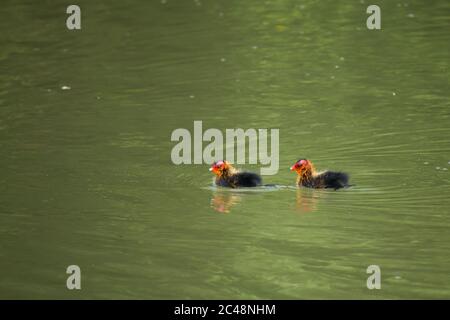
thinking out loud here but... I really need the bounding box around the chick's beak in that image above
[290,165,295,171]
[209,167,214,172]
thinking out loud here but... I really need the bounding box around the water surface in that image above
[0,0,449,299]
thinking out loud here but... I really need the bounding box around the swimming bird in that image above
[209,160,262,188]
[290,159,349,190]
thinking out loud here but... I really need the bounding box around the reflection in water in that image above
[210,187,323,214]
[210,191,242,213]
[294,188,320,213]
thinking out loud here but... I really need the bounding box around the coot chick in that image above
[290,159,349,190]
[209,160,262,188]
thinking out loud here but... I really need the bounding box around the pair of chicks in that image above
[209,159,350,190]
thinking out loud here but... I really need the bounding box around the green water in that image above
[1,0,449,299]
